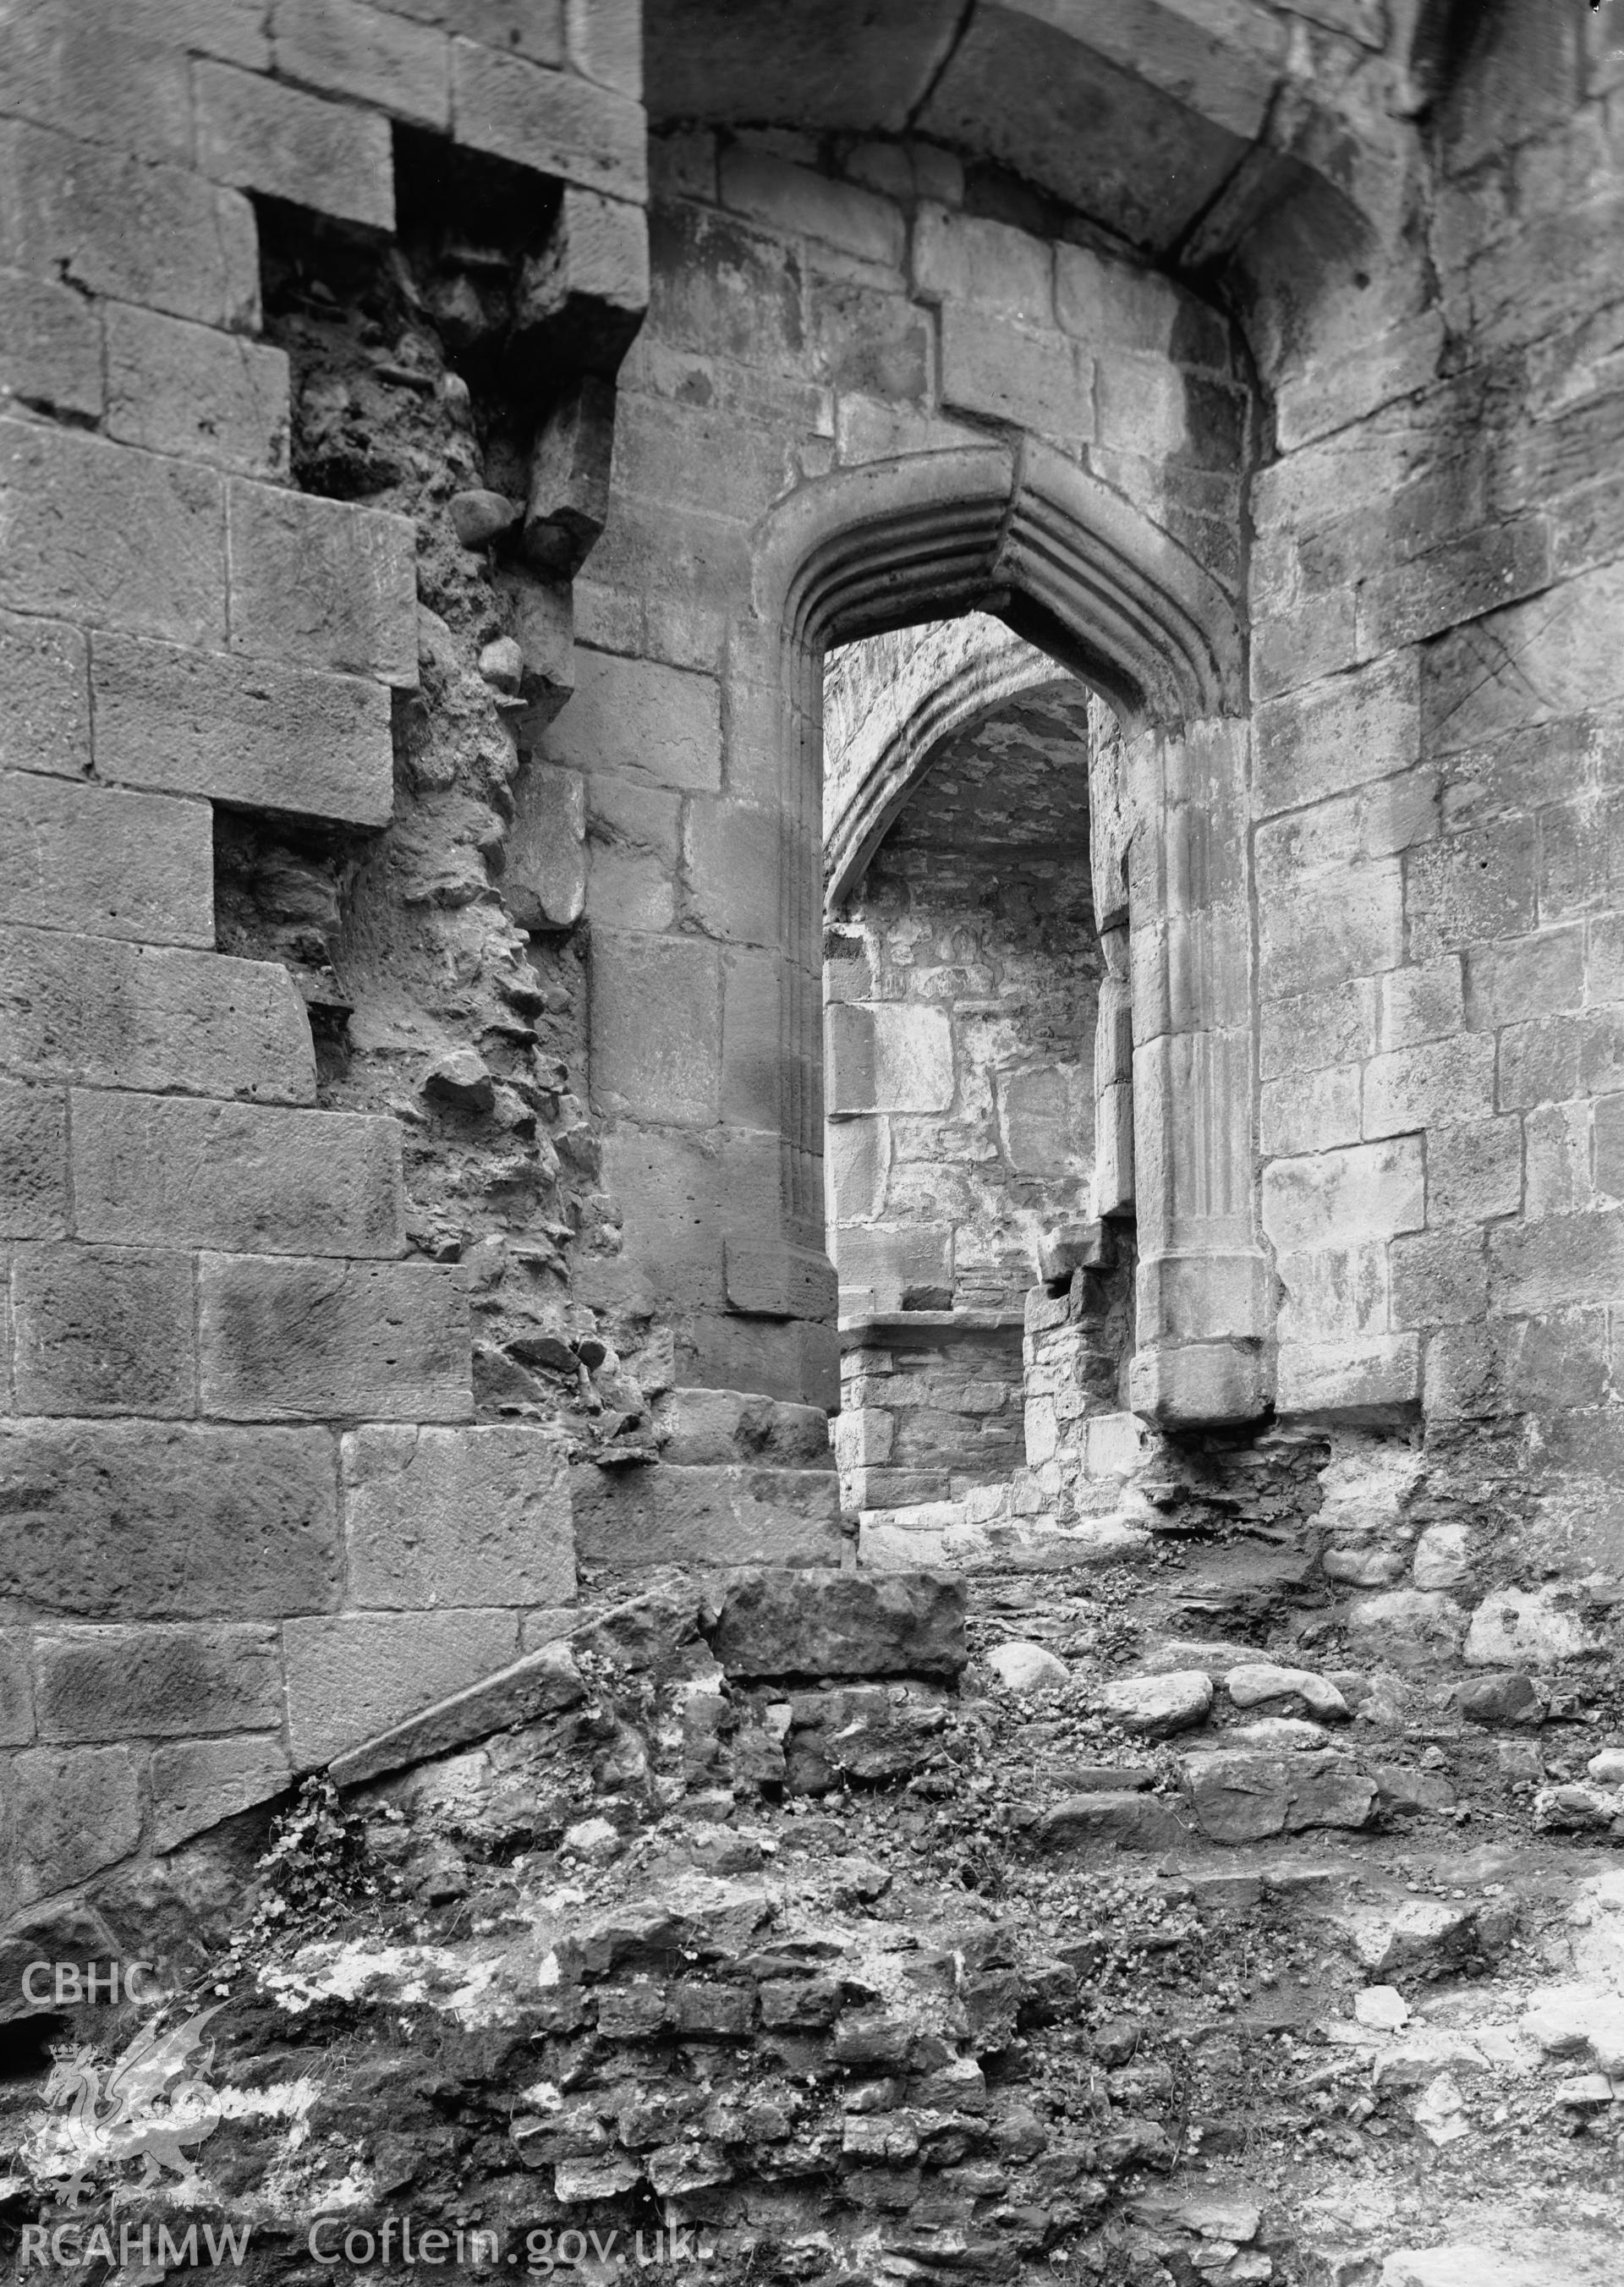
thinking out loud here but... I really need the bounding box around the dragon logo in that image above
[29,2003,227,2210]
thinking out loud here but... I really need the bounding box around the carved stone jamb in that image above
[1092,926,1135,1221]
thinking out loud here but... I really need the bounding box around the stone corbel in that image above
[524,376,617,575]
[498,186,648,926]
[512,185,648,575]
[514,184,650,375]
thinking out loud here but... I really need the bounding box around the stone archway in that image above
[821,640,1104,1522]
[823,613,1063,913]
[738,440,1267,1429]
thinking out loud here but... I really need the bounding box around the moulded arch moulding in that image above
[1000,438,1242,729]
[752,441,1244,733]
[761,443,1015,661]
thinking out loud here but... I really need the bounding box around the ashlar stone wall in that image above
[0,0,647,1926]
[1243,3,1624,1581]
[10,0,1624,1949]
[538,123,1256,1444]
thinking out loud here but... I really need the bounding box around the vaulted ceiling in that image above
[642,0,1402,275]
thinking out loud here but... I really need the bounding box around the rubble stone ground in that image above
[6,1478,1623,2286]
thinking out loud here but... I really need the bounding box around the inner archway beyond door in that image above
[823,628,1122,1519]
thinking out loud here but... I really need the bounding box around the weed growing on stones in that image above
[234,1777,375,1956]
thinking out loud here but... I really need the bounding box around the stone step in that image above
[654,1385,836,1469]
[572,1456,845,1571]
[1370,2237,1621,2286]
[860,1500,1154,1571]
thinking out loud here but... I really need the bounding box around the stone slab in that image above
[721,146,903,266]
[1262,1138,1425,1253]
[940,304,1088,438]
[0,771,212,948]
[1182,1748,1376,1842]
[507,762,586,930]
[1127,1340,1271,1427]
[284,1607,522,1769]
[0,266,103,420]
[269,0,453,129]
[921,4,1245,250]
[723,1241,838,1323]
[0,1747,140,1917]
[328,1639,586,1791]
[0,117,260,330]
[0,1082,66,1241]
[227,479,418,688]
[589,932,721,1127]
[0,417,225,650]
[0,608,88,781]
[199,1256,471,1423]
[35,1621,283,1743]
[91,633,395,827]
[0,1635,32,1747]
[195,58,394,228]
[572,1462,842,1573]
[10,1243,195,1418]
[449,37,647,200]
[0,1418,340,1621]
[546,646,721,792]
[149,1733,292,1851]
[343,1423,576,1609]
[1038,1791,1187,1852]
[70,1092,403,1258]
[104,301,290,478]
[709,1567,966,1680]
[0,927,315,1103]
[657,1388,834,1468]
[0,3,195,163]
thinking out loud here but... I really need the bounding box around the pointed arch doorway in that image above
[731,438,1271,1433]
